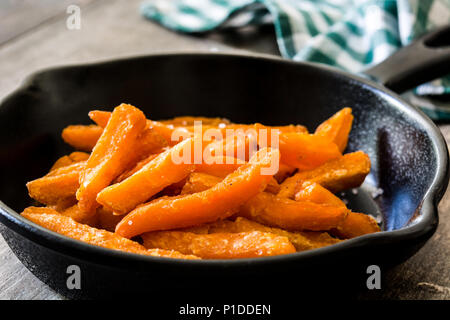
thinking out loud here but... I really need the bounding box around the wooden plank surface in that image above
[0,0,449,300]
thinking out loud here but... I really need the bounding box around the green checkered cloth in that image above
[141,0,450,120]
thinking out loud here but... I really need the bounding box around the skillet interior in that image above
[0,53,447,298]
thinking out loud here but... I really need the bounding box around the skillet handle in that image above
[364,25,450,93]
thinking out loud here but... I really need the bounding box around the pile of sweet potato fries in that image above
[22,103,379,260]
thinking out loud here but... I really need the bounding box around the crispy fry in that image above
[180,172,222,195]
[195,156,245,177]
[142,230,295,259]
[194,159,280,194]
[97,206,123,232]
[114,153,160,183]
[77,104,147,213]
[89,110,175,147]
[61,125,103,151]
[22,207,198,259]
[294,181,345,207]
[274,163,296,184]
[182,217,341,251]
[315,107,353,152]
[279,133,341,170]
[60,204,98,226]
[331,212,380,239]
[97,138,196,214]
[50,152,90,171]
[160,116,231,127]
[239,192,348,231]
[27,161,85,206]
[278,151,371,198]
[115,148,279,238]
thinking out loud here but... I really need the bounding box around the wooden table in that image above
[0,0,449,300]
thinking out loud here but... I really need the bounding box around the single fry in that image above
[160,116,231,127]
[97,138,196,214]
[61,125,103,151]
[274,163,296,184]
[183,217,341,251]
[27,161,85,206]
[142,230,295,259]
[315,107,353,152]
[239,192,347,231]
[77,104,147,213]
[115,148,279,238]
[331,212,380,239]
[50,152,90,172]
[89,110,175,146]
[279,133,341,170]
[60,204,98,227]
[22,207,198,259]
[97,206,124,232]
[195,156,245,177]
[114,153,160,183]
[294,181,345,207]
[278,151,371,198]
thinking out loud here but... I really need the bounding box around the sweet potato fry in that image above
[114,153,160,183]
[160,116,231,127]
[76,104,147,213]
[97,138,196,214]
[141,230,295,259]
[294,181,345,207]
[21,207,198,259]
[182,217,341,251]
[27,161,85,206]
[115,148,279,238]
[61,125,103,151]
[330,212,380,239]
[194,159,280,194]
[180,172,222,195]
[50,152,90,171]
[89,110,174,147]
[274,163,296,184]
[315,107,354,152]
[97,206,123,232]
[60,204,98,227]
[195,156,245,177]
[278,151,371,198]
[239,192,347,231]
[279,133,341,170]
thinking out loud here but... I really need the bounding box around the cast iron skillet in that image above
[0,26,449,299]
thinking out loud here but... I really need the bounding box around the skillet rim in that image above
[0,52,448,267]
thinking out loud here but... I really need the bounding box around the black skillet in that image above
[0,26,449,300]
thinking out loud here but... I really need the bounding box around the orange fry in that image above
[76,104,147,213]
[183,217,341,251]
[142,230,295,259]
[294,181,345,207]
[22,207,198,259]
[239,192,347,231]
[315,107,353,152]
[195,156,245,177]
[60,204,98,227]
[274,163,296,184]
[27,161,85,206]
[160,116,231,127]
[97,138,196,214]
[279,133,341,170]
[89,110,175,146]
[50,152,90,171]
[331,212,380,239]
[115,148,279,238]
[278,151,370,198]
[61,125,103,151]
